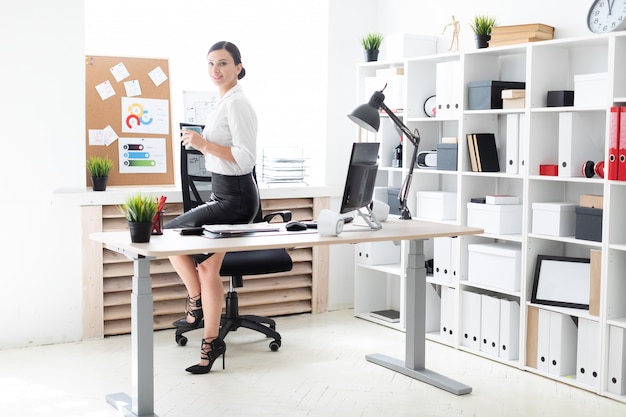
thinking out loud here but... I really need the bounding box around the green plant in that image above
[87,155,114,177]
[470,14,496,35]
[119,193,158,223]
[361,32,384,50]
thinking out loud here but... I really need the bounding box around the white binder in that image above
[461,291,481,350]
[499,298,520,360]
[435,61,461,119]
[576,318,600,389]
[518,113,526,173]
[548,311,578,376]
[440,286,457,344]
[537,309,551,373]
[434,237,456,282]
[505,113,520,174]
[480,294,500,356]
[608,325,626,395]
[558,112,604,177]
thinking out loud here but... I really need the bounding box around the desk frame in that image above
[92,219,480,416]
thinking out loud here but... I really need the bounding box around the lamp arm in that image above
[379,102,420,148]
[378,101,420,220]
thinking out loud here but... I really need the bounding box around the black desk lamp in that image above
[348,86,421,220]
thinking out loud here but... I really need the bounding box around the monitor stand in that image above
[355,206,382,231]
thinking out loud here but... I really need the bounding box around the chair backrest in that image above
[180,143,263,222]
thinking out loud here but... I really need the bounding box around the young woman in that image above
[164,41,258,374]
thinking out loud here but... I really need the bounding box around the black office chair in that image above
[174,142,292,352]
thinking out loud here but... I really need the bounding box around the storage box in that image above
[468,80,526,110]
[532,202,577,237]
[579,194,604,209]
[468,242,521,291]
[386,187,401,215]
[547,90,574,107]
[575,206,603,242]
[502,89,526,109]
[540,164,558,176]
[383,34,437,61]
[436,143,458,171]
[467,202,522,234]
[416,191,456,220]
[574,73,608,107]
[356,241,400,266]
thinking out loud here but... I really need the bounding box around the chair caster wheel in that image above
[269,339,281,351]
[176,335,188,346]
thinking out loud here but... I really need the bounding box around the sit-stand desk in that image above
[91,218,482,417]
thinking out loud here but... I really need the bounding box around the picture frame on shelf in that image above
[531,255,591,310]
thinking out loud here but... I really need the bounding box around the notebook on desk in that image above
[204,222,281,237]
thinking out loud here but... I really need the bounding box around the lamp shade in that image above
[347,90,387,133]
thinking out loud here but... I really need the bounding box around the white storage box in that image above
[356,241,400,266]
[383,34,437,61]
[416,191,457,220]
[532,202,577,237]
[574,73,608,107]
[468,243,521,291]
[467,203,522,234]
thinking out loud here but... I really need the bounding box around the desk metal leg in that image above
[106,255,159,417]
[366,239,471,395]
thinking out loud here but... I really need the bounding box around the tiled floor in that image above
[1,309,624,417]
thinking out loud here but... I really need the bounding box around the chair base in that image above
[174,291,282,352]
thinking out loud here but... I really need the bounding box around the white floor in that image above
[1,309,624,417]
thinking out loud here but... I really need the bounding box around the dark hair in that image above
[208,41,246,80]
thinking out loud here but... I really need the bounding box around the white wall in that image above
[0,0,600,348]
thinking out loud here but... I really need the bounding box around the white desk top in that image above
[90,217,482,258]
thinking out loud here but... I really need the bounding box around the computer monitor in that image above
[339,142,382,230]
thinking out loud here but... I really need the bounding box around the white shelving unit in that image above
[353,32,626,404]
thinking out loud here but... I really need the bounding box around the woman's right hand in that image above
[181,129,203,149]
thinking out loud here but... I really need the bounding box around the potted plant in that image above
[470,14,496,48]
[118,193,158,243]
[86,155,114,191]
[361,32,384,62]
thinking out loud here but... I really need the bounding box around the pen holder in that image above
[151,210,163,235]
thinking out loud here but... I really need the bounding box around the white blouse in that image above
[202,84,257,175]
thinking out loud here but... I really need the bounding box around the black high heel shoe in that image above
[185,337,226,374]
[173,294,203,329]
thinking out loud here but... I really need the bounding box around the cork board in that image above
[85,55,174,186]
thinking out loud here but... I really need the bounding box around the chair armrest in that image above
[263,210,292,223]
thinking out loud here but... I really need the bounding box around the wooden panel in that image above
[86,197,328,337]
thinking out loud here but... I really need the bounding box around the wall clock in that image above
[587,0,626,33]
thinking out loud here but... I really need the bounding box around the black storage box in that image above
[386,187,401,215]
[436,143,458,171]
[575,206,603,242]
[547,90,574,107]
[468,80,526,110]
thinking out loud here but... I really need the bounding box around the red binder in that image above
[609,106,620,180]
[619,107,626,181]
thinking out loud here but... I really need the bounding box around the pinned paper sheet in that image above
[124,80,142,97]
[88,125,119,146]
[110,62,130,82]
[95,80,115,101]
[149,66,168,86]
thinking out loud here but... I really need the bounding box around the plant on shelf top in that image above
[361,32,384,50]
[470,14,496,35]
[86,155,114,178]
[118,193,158,223]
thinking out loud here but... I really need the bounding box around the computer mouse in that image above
[285,221,307,232]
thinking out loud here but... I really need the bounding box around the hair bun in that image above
[238,67,246,80]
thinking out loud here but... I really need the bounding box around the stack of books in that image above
[489,23,554,48]
[466,133,500,172]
